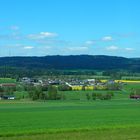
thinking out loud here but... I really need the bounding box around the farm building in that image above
[2,96,15,100]
[0,83,16,87]
[130,95,140,99]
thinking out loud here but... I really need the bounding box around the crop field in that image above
[0,97,140,139]
[0,78,16,84]
[0,82,140,140]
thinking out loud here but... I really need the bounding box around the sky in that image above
[0,0,140,57]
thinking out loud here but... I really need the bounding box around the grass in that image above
[122,76,140,80]
[0,78,16,83]
[123,83,140,90]
[1,127,140,140]
[59,90,126,101]
[0,98,140,139]
[0,82,140,139]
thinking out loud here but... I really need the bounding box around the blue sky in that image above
[0,0,140,57]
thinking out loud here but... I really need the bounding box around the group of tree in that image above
[130,89,140,96]
[86,92,114,100]
[0,86,16,97]
[57,83,122,91]
[130,89,140,99]
[58,85,72,91]
[25,85,65,101]
[106,83,122,90]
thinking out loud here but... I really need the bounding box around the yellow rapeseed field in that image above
[115,80,140,83]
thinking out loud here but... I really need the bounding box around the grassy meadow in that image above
[0,81,140,139]
[0,78,16,84]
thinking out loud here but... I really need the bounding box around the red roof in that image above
[1,83,16,87]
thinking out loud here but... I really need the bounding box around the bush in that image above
[92,93,96,100]
[106,83,122,90]
[60,93,66,100]
[58,85,72,91]
[48,85,57,100]
[107,91,114,97]
[98,93,112,100]
[86,93,91,100]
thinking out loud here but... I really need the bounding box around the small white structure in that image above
[8,96,15,100]
[3,96,15,100]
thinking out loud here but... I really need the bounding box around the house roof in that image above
[0,83,16,87]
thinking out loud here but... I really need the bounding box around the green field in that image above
[0,82,140,139]
[0,78,16,83]
[0,98,140,139]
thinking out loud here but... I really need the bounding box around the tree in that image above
[3,87,14,95]
[86,93,90,100]
[98,93,112,100]
[48,85,58,100]
[107,91,114,97]
[58,85,72,91]
[106,83,121,90]
[39,91,48,101]
[82,86,85,91]
[92,93,96,100]
[0,87,4,97]
[131,89,140,95]
[28,86,43,100]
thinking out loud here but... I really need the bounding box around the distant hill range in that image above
[0,55,140,72]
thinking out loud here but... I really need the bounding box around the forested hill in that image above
[0,55,139,71]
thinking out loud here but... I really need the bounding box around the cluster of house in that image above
[20,77,116,90]
[21,77,99,86]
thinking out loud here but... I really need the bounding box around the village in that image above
[20,77,117,87]
[0,77,122,100]
[0,77,140,101]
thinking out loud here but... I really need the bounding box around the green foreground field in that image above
[0,98,140,140]
[1,128,140,140]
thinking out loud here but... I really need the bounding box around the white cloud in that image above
[23,46,34,49]
[85,40,95,45]
[28,32,58,40]
[102,36,113,41]
[106,45,119,51]
[68,47,88,51]
[40,32,57,37]
[125,48,134,51]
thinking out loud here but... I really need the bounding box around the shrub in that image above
[48,85,58,100]
[86,93,91,100]
[107,91,114,97]
[58,85,72,91]
[92,93,96,100]
[97,93,112,100]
